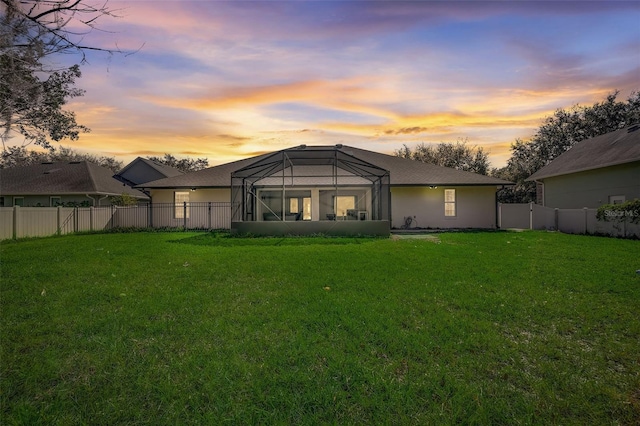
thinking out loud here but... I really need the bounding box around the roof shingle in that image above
[0,161,148,198]
[528,125,640,181]
[140,145,511,188]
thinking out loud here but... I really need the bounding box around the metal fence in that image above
[498,202,640,238]
[0,202,231,240]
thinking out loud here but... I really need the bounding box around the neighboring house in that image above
[139,145,511,235]
[527,124,640,208]
[0,161,149,207]
[113,157,184,187]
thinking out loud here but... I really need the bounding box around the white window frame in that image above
[444,189,456,217]
[50,196,62,207]
[174,191,190,219]
[13,197,24,207]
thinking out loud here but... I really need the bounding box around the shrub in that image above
[596,199,640,224]
[109,193,140,206]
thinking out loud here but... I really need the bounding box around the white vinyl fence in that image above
[498,203,640,238]
[0,202,231,240]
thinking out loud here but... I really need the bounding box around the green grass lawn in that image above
[1,231,639,425]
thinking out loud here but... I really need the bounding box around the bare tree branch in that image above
[1,0,133,151]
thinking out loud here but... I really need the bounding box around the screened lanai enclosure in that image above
[231,145,391,236]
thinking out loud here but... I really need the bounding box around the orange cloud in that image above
[142,78,398,120]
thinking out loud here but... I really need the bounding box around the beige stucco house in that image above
[527,125,640,208]
[139,145,511,235]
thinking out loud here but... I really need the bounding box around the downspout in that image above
[97,194,109,206]
[85,194,96,206]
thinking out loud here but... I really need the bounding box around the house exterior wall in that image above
[0,194,117,207]
[539,162,640,208]
[149,186,498,229]
[390,186,497,229]
[149,188,231,203]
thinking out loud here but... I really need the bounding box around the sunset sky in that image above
[45,0,640,168]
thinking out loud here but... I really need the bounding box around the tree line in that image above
[0,146,209,173]
[396,91,640,202]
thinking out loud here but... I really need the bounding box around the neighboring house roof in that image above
[114,157,184,186]
[138,153,273,188]
[0,161,149,198]
[140,145,511,189]
[528,124,640,181]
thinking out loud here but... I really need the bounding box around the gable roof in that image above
[528,124,640,181]
[140,145,511,189]
[0,161,148,198]
[114,157,184,186]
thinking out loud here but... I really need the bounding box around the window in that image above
[609,195,625,205]
[536,182,544,205]
[0,197,4,207]
[174,191,190,219]
[50,196,62,207]
[13,197,24,207]
[444,189,456,217]
[335,196,355,217]
[289,197,312,219]
[302,197,311,220]
[289,198,299,213]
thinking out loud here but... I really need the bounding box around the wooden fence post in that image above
[90,207,94,231]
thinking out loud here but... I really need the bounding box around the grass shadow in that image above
[168,231,383,247]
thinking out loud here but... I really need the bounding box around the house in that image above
[113,157,184,187]
[139,145,511,235]
[527,124,640,208]
[0,161,149,207]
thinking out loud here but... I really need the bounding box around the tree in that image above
[0,145,122,172]
[1,0,122,150]
[109,193,139,206]
[493,91,640,203]
[394,138,490,175]
[147,154,209,173]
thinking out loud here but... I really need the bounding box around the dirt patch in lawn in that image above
[391,234,441,242]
